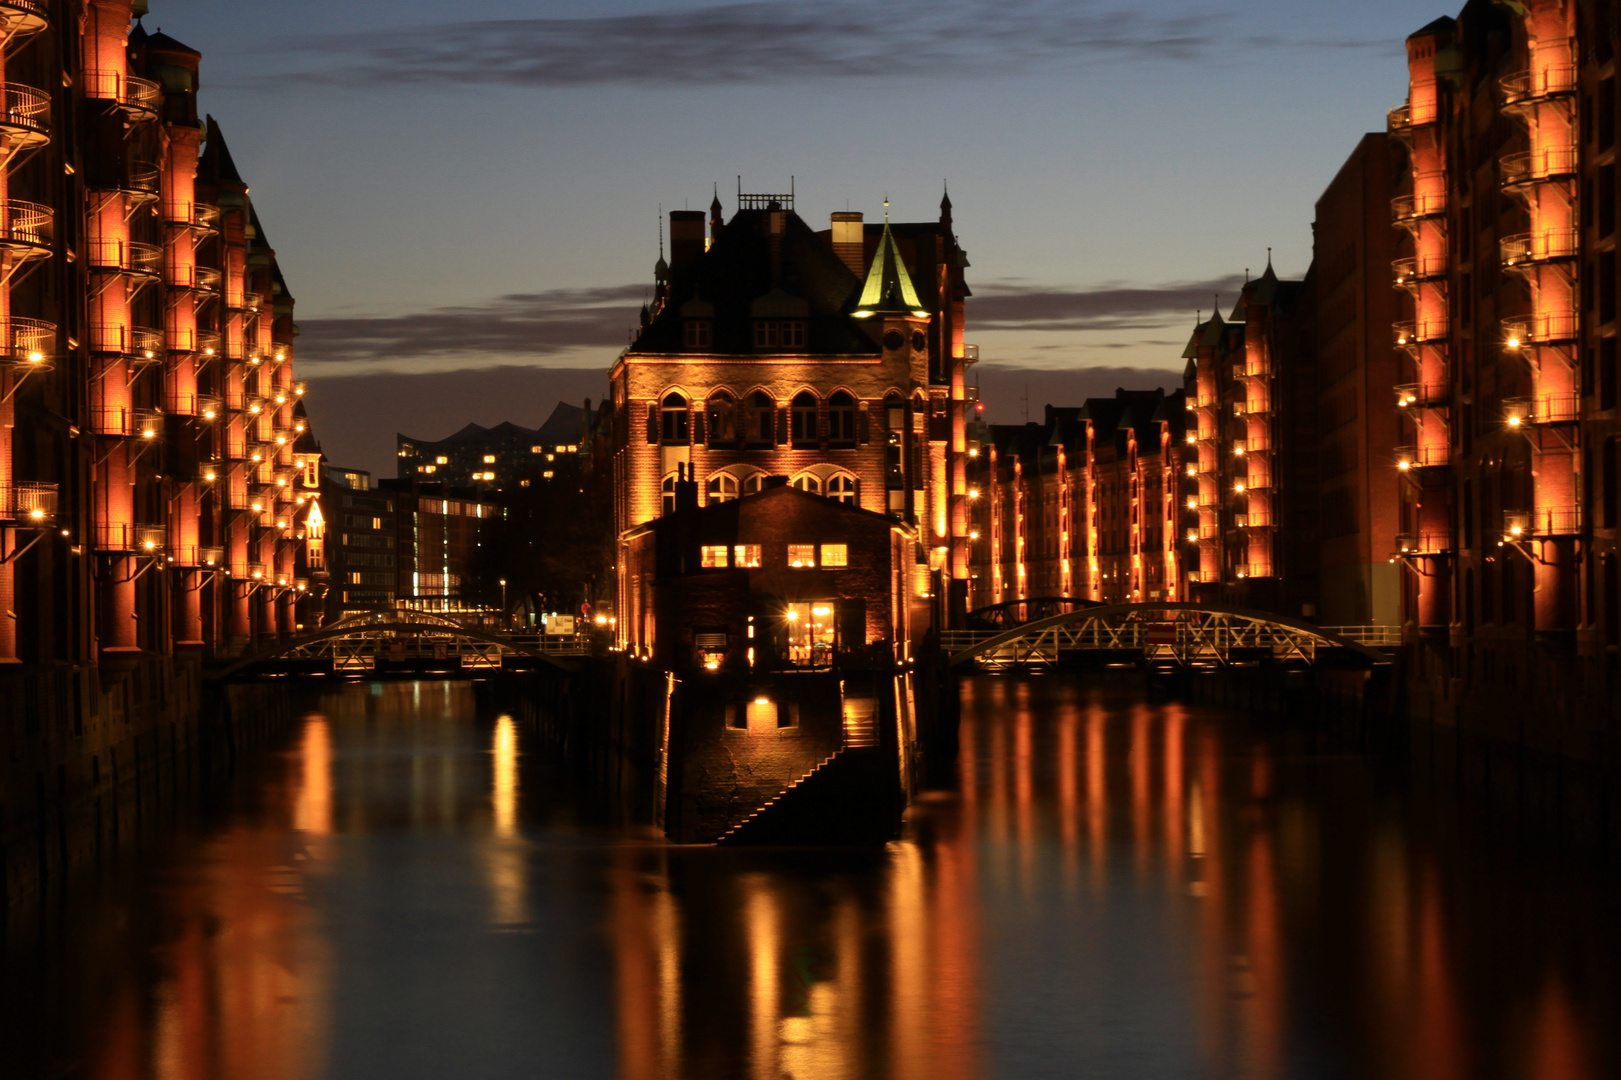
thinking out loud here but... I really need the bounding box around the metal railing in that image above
[1187,569,1220,584]
[196,460,223,484]
[2,315,54,366]
[163,202,220,232]
[83,70,161,116]
[89,323,164,358]
[1501,66,1577,106]
[1320,625,1404,647]
[1394,320,1448,348]
[0,480,56,523]
[1505,507,1582,537]
[167,264,223,292]
[0,82,49,140]
[1395,383,1449,409]
[93,522,167,553]
[1241,563,1274,579]
[1395,444,1451,469]
[1391,189,1446,222]
[1501,229,1578,268]
[1503,394,1579,425]
[0,198,52,250]
[1501,311,1579,347]
[1236,511,1275,527]
[1501,146,1578,187]
[121,159,160,199]
[1395,533,1451,556]
[195,330,221,357]
[86,238,161,276]
[1393,254,1448,284]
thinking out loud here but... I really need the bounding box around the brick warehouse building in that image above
[0,0,317,673]
[605,188,975,649]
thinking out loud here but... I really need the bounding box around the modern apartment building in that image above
[397,400,592,498]
[0,1,315,669]
[605,188,975,646]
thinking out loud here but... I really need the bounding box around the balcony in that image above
[1391,189,1446,224]
[163,202,220,234]
[0,480,56,523]
[1501,312,1579,348]
[90,324,165,360]
[195,331,221,359]
[1394,320,1448,350]
[1238,563,1274,579]
[197,460,223,484]
[87,238,161,279]
[1393,254,1448,287]
[1386,103,1412,135]
[1395,532,1451,556]
[194,395,223,422]
[270,341,293,364]
[1236,511,1275,528]
[167,264,223,294]
[1501,229,1578,269]
[0,1,50,39]
[1504,507,1582,538]
[0,198,52,258]
[244,562,268,582]
[219,484,251,511]
[1501,146,1578,189]
[93,522,167,553]
[1395,383,1449,409]
[1501,66,1577,107]
[83,70,161,120]
[292,381,308,399]
[1396,444,1451,470]
[1503,394,1580,426]
[0,83,50,153]
[1187,569,1220,584]
[2,315,54,369]
[228,291,264,314]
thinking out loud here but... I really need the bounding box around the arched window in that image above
[791,391,819,447]
[884,392,907,431]
[827,391,857,446]
[742,473,765,496]
[707,394,736,443]
[743,391,774,445]
[791,473,823,495]
[827,473,857,506]
[661,472,679,516]
[661,393,689,444]
[706,472,738,504]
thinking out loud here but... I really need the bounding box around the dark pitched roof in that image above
[199,116,244,187]
[1410,16,1456,39]
[630,209,877,356]
[146,29,201,56]
[535,401,589,445]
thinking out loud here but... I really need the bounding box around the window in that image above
[483,455,496,464]
[792,473,822,495]
[791,392,819,446]
[754,320,806,349]
[661,393,689,443]
[743,391,774,444]
[734,544,761,568]
[819,544,848,567]
[684,320,712,348]
[707,473,738,503]
[787,544,817,567]
[742,473,764,496]
[827,474,857,506]
[828,391,857,445]
[661,473,678,516]
[435,456,448,465]
[708,395,736,442]
[700,545,729,568]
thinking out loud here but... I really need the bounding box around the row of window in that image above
[681,320,808,350]
[662,471,859,514]
[698,543,849,569]
[659,391,868,445]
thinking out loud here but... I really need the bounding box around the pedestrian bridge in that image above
[210,610,589,680]
[941,603,1399,670]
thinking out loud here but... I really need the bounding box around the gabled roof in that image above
[1182,306,1225,358]
[199,115,244,187]
[853,214,927,318]
[145,29,201,56]
[1410,15,1455,39]
[535,401,589,445]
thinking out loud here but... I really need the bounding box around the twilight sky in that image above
[149,0,1430,474]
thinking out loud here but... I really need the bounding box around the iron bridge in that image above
[211,610,588,679]
[941,603,1397,670]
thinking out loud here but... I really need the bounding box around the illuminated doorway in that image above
[786,601,836,667]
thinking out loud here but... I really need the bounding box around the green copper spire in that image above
[853,204,927,319]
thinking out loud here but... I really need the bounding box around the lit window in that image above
[519,479,531,488]
[435,456,448,465]
[420,465,436,474]
[819,544,848,567]
[701,545,729,568]
[791,473,822,495]
[787,544,817,568]
[734,544,761,568]
[483,455,496,464]
[543,470,554,480]
[531,445,544,453]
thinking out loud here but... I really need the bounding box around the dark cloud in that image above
[971,275,1248,332]
[296,285,646,365]
[263,2,1356,89]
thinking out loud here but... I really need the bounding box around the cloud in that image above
[971,275,1247,332]
[261,2,1375,89]
[295,284,646,365]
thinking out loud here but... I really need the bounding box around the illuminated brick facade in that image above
[607,190,973,645]
[0,1,316,667]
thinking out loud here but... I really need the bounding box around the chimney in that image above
[669,210,706,272]
[831,212,864,275]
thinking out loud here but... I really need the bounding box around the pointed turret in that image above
[940,183,953,225]
[199,115,246,191]
[852,204,928,319]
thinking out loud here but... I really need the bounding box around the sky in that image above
[146,0,1432,474]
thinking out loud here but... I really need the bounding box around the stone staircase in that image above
[714,744,897,846]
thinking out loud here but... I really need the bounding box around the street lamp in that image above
[499,579,507,628]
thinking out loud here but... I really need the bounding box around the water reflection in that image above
[7,677,1621,1079]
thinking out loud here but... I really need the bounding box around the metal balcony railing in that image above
[121,159,160,200]
[0,82,49,145]
[245,562,268,581]
[1387,103,1412,134]
[199,546,224,567]
[0,480,57,523]
[86,238,161,277]
[1240,563,1275,579]
[167,263,223,292]
[220,484,251,510]
[1395,383,1449,409]
[83,70,160,118]
[1504,393,1580,426]
[1504,507,1582,537]
[1391,189,1447,223]
[1501,65,1577,106]
[195,330,221,357]
[197,460,223,484]
[1395,320,1448,349]
[0,198,52,254]
[1236,511,1275,528]
[163,202,220,232]
[93,522,167,553]
[2,315,54,368]
[1501,229,1579,268]
[0,1,50,35]
[1501,146,1578,188]
[1396,444,1451,470]
[89,324,164,359]
[88,407,162,438]
[1187,569,1220,584]
[1393,254,1448,285]
[1395,533,1451,555]
[270,341,292,363]
[195,395,223,422]
[1502,312,1579,347]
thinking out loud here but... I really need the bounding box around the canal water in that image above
[4,676,1620,1080]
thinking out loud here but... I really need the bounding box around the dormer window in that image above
[684,320,712,348]
[753,320,806,349]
